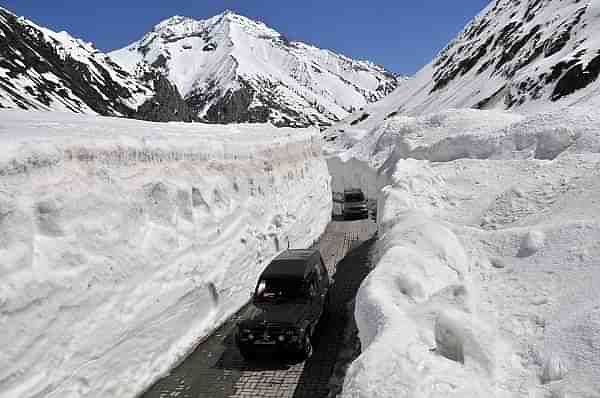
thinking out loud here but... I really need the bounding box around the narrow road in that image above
[141,219,377,398]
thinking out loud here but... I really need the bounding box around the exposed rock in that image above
[133,69,196,122]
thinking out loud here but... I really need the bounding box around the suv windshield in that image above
[345,192,365,202]
[254,278,307,302]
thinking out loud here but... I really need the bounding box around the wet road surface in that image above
[141,219,377,398]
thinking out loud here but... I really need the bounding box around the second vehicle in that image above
[342,188,369,220]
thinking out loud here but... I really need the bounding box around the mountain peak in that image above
[109,11,400,127]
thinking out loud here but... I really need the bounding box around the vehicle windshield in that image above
[345,192,365,202]
[254,278,307,302]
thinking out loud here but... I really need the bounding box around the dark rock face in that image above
[195,78,332,128]
[552,52,600,101]
[134,71,196,122]
[204,80,270,125]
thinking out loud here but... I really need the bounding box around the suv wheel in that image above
[324,292,332,316]
[240,347,256,360]
[301,332,313,360]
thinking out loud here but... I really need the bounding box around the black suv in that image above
[236,249,330,360]
[342,188,368,220]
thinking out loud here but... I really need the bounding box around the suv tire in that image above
[240,348,256,361]
[301,332,313,360]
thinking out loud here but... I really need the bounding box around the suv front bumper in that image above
[342,208,368,219]
[236,335,304,355]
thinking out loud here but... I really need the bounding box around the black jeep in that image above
[235,249,330,360]
[342,188,369,220]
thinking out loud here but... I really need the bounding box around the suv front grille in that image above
[250,322,287,335]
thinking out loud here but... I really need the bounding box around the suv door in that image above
[318,257,329,288]
[306,271,322,325]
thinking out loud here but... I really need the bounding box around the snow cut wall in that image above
[0,111,331,398]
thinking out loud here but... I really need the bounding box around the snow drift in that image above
[0,111,331,398]
[329,107,600,397]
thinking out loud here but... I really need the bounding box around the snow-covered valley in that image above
[3,0,600,396]
[326,107,600,397]
[0,111,331,398]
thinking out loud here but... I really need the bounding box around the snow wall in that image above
[331,107,600,397]
[0,111,332,398]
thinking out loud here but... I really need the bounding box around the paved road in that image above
[141,219,377,398]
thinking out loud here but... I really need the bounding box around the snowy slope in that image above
[328,0,600,134]
[109,11,400,127]
[0,7,150,114]
[327,107,600,397]
[0,110,331,398]
[0,7,194,121]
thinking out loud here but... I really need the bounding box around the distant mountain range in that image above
[0,7,400,126]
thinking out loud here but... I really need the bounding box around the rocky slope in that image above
[327,0,600,135]
[0,7,194,121]
[110,11,400,127]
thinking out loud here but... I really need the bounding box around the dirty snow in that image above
[0,110,331,398]
[328,107,600,397]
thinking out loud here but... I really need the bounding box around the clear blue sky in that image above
[1,0,490,75]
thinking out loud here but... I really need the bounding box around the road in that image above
[141,218,377,398]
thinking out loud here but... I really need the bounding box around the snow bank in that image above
[0,111,331,398]
[328,107,600,171]
[333,107,600,397]
[342,162,513,398]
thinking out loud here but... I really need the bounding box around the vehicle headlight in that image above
[248,333,254,340]
[278,335,286,342]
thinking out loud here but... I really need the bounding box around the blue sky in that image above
[2,0,489,75]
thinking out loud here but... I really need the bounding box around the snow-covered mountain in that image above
[109,11,400,127]
[328,0,600,134]
[0,7,194,121]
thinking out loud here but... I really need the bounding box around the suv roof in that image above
[260,249,321,280]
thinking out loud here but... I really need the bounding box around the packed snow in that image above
[0,110,331,398]
[327,107,600,397]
